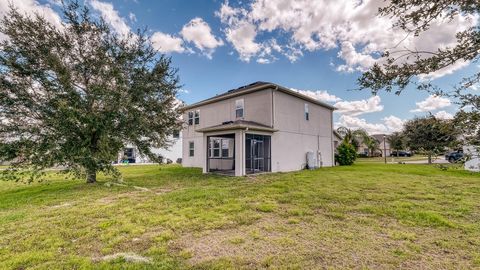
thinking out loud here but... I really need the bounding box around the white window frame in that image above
[189,141,194,157]
[221,139,232,158]
[235,99,244,118]
[210,138,221,158]
[194,110,200,125]
[188,111,194,125]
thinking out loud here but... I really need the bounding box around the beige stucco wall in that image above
[271,90,334,171]
[182,87,334,175]
[182,90,272,169]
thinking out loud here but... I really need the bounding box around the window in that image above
[194,110,200,125]
[189,141,194,157]
[208,137,234,158]
[304,103,309,120]
[173,130,180,139]
[210,138,221,157]
[235,99,244,118]
[222,139,231,157]
[188,111,194,125]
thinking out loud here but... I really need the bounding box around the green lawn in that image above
[357,155,431,163]
[1,164,479,269]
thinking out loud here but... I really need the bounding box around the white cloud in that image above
[224,20,261,62]
[336,41,376,72]
[128,12,137,22]
[290,88,341,103]
[151,32,185,53]
[335,115,388,134]
[216,2,278,62]
[382,115,405,132]
[216,0,477,78]
[0,0,62,38]
[334,95,383,116]
[256,58,270,64]
[336,114,406,135]
[90,0,131,38]
[434,110,454,120]
[411,95,451,112]
[180,17,223,58]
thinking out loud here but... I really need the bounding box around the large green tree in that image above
[0,2,181,183]
[403,116,458,164]
[358,0,479,144]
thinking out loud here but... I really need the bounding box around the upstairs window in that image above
[304,103,309,121]
[188,111,194,125]
[194,110,200,125]
[189,141,194,157]
[235,99,244,118]
[173,130,180,139]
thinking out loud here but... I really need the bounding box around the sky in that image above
[1,0,478,134]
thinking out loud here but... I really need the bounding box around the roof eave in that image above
[182,82,337,111]
[196,124,278,133]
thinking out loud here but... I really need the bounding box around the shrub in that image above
[335,142,357,165]
[176,158,182,164]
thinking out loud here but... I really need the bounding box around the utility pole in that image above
[383,135,387,164]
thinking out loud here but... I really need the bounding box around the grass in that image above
[0,163,479,269]
[357,155,431,163]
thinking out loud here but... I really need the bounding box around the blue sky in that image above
[6,0,478,133]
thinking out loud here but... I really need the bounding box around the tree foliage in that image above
[335,142,357,166]
[387,132,405,155]
[363,136,380,157]
[403,115,459,163]
[0,2,181,183]
[358,0,479,145]
[358,0,480,95]
[336,126,369,151]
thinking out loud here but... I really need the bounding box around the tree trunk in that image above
[86,168,96,183]
[428,153,432,164]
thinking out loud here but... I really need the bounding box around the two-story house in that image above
[181,82,336,176]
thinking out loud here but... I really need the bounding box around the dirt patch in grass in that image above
[48,202,73,209]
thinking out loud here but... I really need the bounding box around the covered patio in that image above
[196,120,277,176]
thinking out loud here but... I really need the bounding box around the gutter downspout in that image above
[317,134,321,168]
[271,86,278,128]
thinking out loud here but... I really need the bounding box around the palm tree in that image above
[336,127,369,152]
[387,132,405,157]
[363,136,380,157]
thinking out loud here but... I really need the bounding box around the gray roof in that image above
[182,81,336,111]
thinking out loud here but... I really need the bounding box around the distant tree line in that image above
[336,115,459,165]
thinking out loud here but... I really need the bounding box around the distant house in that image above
[117,133,182,164]
[358,134,391,157]
[372,134,391,157]
[333,130,342,150]
[181,82,336,176]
